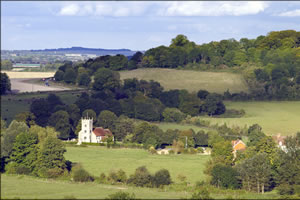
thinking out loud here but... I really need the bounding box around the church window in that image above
[84,130,87,133]
[84,137,86,140]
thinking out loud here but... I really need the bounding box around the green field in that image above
[120,68,249,94]
[1,174,281,199]
[203,101,300,136]
[65,146,210,184]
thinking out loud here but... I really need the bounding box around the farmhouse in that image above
[77,117,113,145]
[272,134,287,152]
[232,139,246,157]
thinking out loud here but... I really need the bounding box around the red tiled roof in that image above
[93,127,113,137]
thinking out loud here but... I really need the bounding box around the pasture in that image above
[64,146,210,184]
[203,101,300,136]
[3,71,55,79]
[120,68,249,94]
[1,174,281,199]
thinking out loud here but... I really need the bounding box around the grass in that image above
[202,101,300,136]
[120,68,249,94]
[64,146,210,184]
[3,71,55,79]
[1,174,281,199]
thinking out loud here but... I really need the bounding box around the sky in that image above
[2,1,300,51]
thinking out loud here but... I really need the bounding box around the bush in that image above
[72,164,94,182]
[197,147,204,153]
[108,169,127,184]
[127,166,153,187]
[190,187,213,200]
[46,168,65,178]
[149,146,157,154]
[152,169,172,188]
[106,191,136,200]
[5,162,30,175]
[189,148,198,154]
[99,172,107,184]
[277,184,295,195]
[162,108,186,123]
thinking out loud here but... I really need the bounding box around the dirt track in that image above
[11,79,70,93]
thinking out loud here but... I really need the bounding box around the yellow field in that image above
[120,68,249,93]
[2,71,55,79]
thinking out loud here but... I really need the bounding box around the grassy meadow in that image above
[3,71,55,79]
[120,68,249,94]
[1,174,281,199]
[203,101,300,136]
[65,146,210,184]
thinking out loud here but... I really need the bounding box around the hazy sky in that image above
[2,1,300,51]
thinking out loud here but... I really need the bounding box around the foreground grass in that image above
[204,101,300,136]
[1,174,282,199]
[3,71,55,79]
[65,146,210,184]
[120,68,249,94]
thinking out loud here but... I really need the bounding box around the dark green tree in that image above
[63,68,77,84]
[152,169,172,187]
[93,68,120,92]
[211,164,241,189]
[48,111,72,140]
[54,70,64,81]
[96,110,118,131]
[1,72,11,95]
[9,132,39,172]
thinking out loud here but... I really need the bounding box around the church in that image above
[77,117,113,145]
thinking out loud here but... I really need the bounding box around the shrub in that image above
[190,187,213,200]
[105,191,136,200]
[169,150,175,154]
[195,180,205,188]
[46,167,65,178]
[127,166,153,187]
[162,108,186,123]
[277,184,295,195]
[149,146,157,154]
[99,172,107,184]
[108,169,127,184]
[72,164,94,182]
[5,162,30,175]
[152,169,172,188]
[197,147,204,153]
[189,148,198,154]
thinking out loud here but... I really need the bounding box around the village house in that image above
[77,117,113,145]
[231,139,246,158]
[272,134,287,152]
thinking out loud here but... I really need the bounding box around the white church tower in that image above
[77,117,93,145]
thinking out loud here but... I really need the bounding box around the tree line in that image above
[54,30,300,100]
